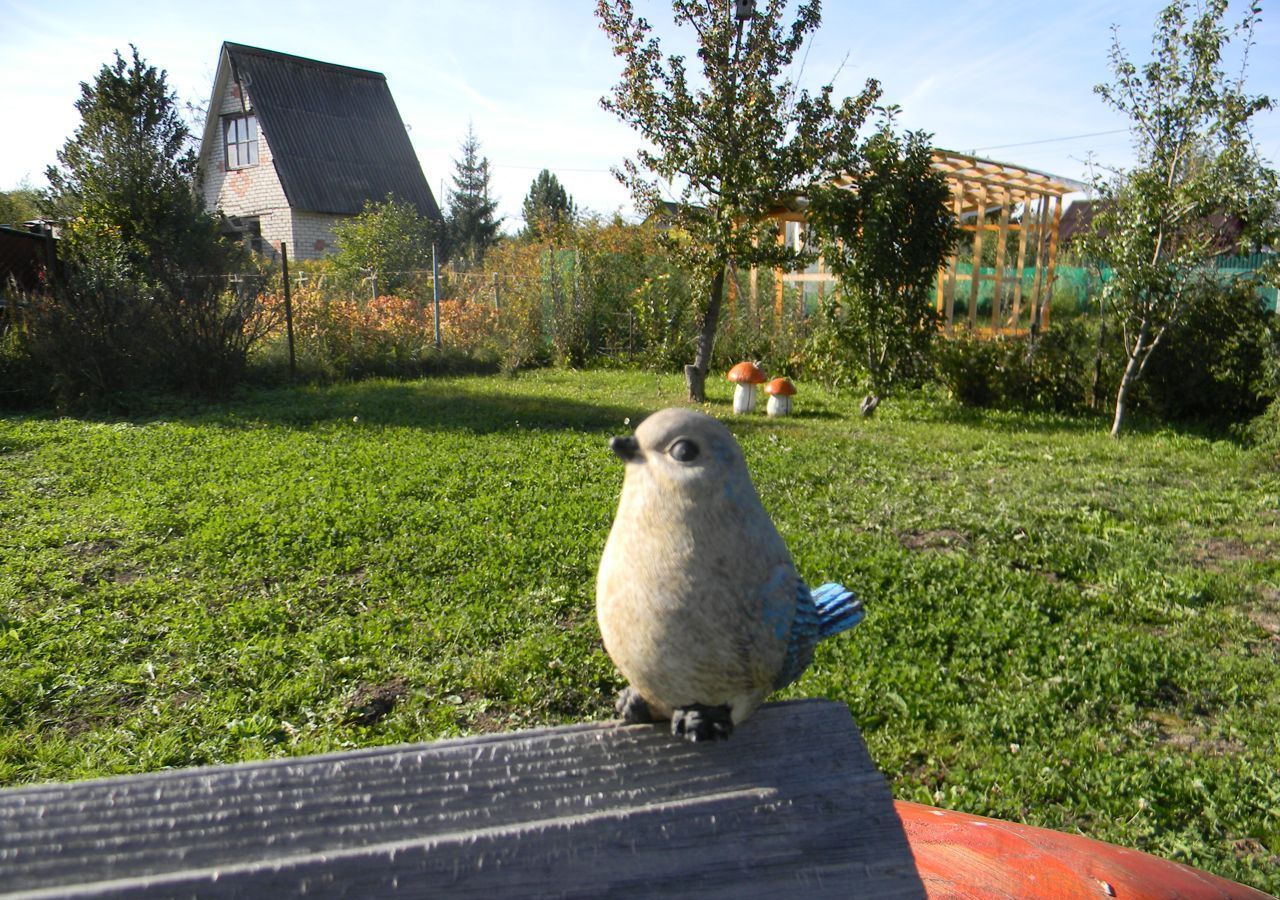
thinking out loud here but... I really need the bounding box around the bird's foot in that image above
[671,704,733,742]
[615,686,658,724]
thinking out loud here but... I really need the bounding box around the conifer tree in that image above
[37,46,255,400]
[446,124,503,268]
[521,169,576,238]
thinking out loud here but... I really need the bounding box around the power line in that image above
[491,163,615,174]
[972,128,1129,153]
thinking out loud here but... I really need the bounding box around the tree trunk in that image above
[1110,337,1145,437]
[686,265,726,402]
[684,364,706,403]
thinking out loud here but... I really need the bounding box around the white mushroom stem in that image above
[732,383,758,414]
[766,393,792,417]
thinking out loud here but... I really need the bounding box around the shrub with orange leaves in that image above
[436,299,498,353]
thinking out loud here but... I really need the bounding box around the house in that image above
[0,223,57,292]
[197,42,442,261]
[1058,199,1246,254]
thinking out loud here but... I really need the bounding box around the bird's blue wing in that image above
[774,582,818,690]
[811,582,865,638]
[773,581,865,691]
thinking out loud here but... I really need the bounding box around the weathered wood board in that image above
[0,699,924,898]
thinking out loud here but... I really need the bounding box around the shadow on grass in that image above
[892,396,1242,442]
[211,380,650,435]
[9,372,856,437]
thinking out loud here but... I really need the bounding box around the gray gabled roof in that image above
[206,42,441,221]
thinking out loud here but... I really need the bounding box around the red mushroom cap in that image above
[765,377,796,396]
[727,361,767,384]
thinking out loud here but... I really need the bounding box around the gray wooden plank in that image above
[0,700,924,898]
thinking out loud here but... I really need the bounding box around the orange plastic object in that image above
[726,360,767,384]
[895,801,1270,899]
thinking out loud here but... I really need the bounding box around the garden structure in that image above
[197,42,442,262]
[752,151,1082,335]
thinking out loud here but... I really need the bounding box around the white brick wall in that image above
[290,210,343,258]
[200,80,349,262]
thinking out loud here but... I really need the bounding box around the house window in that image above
[224,114,259,169]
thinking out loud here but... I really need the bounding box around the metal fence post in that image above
[281,242,296,379]
[433,243,442,350]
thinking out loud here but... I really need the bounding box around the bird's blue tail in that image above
[811,582,864,638]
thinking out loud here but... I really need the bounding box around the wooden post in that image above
[968,185,987,329]
[774,220,787,325]
[1029,194,1052,332]
[1040,195,1064,331]
[944,192,962,333]
[991,196,1011,333]
[1011,195,1033,330]
[493,272,501,310]
[726,262,739,318]
[281,242,296,379]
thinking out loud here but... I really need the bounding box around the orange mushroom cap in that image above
[727,361,767,384]
[765,377,796,396]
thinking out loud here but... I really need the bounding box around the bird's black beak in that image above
[609,435,640,462]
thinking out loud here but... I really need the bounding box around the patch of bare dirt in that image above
[453,689,510,735]
[1246,586,1280,638]
[899,529,971,553]
[1230,837,1279,868]
[342,677,409,727]
[1146,710,1242,756]
[1189,537,1274,571]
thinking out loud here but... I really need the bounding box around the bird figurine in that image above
[596,407,865,742]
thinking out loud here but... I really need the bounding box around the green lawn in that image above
[2,370,1277,892]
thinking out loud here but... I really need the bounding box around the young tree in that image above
[521,169,576,238]
[598,0,880,400]
[806,121,958,415]
[446,124,503,269]
[1085,0,1278,436]
[330,196,439,295]
[37,46,255,400]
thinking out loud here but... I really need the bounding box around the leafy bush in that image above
[805,123,957,406]
[24,47,267,406]
[257,287,501,380]
[935,334,1003,407]
[936,322,1094,413]
[1141,276,1279,426]
[1245,399,1280,466]
[629,271,694,370]
[1000,320,1095,413]
[329,197,440,297]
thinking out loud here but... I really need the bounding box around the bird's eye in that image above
[669,439,700,463]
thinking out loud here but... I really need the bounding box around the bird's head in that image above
[609,407,749,501]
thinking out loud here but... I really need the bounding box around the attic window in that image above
[224,114,259,170]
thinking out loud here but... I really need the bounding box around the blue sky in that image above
[2,0,1277,230]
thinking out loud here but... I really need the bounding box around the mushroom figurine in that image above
[727,361,767,414]
[765,377,796,417]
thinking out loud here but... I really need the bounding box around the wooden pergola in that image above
[929,150,1082,334]
[755,150,1083,335]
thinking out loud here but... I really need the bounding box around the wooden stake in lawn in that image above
[597,0,879,401]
